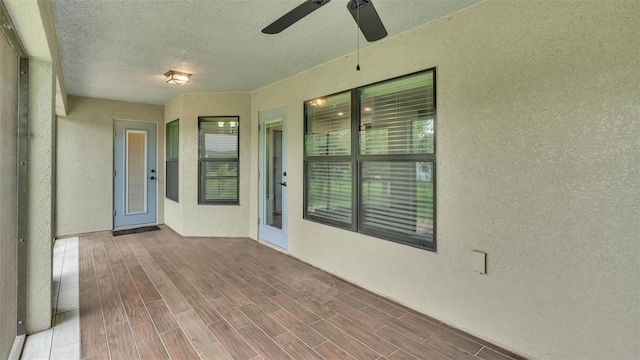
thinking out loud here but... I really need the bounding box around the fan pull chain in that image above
[356,1,360,71]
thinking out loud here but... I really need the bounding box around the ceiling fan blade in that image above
[347,0,388,42]
[262,0,331,34]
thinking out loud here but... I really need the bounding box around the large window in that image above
[198,116,240,205]
[166,119,179,202]
[304,70,436,250]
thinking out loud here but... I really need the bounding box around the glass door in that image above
[113,120,157,229]
[259,106,287,249]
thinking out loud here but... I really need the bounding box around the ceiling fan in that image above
[262,0,388,42]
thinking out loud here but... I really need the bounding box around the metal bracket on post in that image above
[16,56,29,338]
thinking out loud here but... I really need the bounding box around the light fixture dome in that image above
[308,98,326,107]
[164,70,192,85]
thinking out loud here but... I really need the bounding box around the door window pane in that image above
[126,130,147,213]
[265,121,283,229]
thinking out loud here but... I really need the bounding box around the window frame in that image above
[303,68,437,251]
[198,116,240,205]
[165,119,179,202]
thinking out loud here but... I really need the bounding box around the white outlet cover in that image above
[472,250,486,274]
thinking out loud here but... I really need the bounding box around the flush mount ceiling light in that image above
[164,70,192,85]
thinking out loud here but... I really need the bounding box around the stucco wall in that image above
[26,59,55,333]
[56,96,164,236]
[163,92,252,237]
[250,1,640,359]
[0,27,20,360]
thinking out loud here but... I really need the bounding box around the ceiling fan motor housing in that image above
[348,0,371,11]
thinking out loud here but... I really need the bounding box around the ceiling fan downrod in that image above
[353,0,361,71]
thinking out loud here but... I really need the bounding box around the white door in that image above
[259,106,287,249]
[113,120,157,230]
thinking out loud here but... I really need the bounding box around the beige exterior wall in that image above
[26,59,55,333]
[250,1,640,359]
[56,96,164,237]
[163,92,252,237]
[0,26,20,359]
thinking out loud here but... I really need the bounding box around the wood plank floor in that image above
[78,226,525,360]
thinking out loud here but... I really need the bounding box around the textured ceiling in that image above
[53,0,481,105]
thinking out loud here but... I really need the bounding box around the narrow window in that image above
[198,117,240,205]
[304,91,353,228]
[165,119,179,202]
[303,69,436,250]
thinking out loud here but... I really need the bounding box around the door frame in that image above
[258,105,287,249]
[113,119,158,230]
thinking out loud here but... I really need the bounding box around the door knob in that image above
[278,182,287,187]
[150,176,156,180]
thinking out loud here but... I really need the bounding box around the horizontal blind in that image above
[201,161,238,202]
[306,162,352,224]
[303,69,436,248]
[361,161,434,238]
[360,71,434,155]
[200,118,239,159]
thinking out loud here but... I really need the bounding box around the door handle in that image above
[278,182,287,187]
[150,176,156,180]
